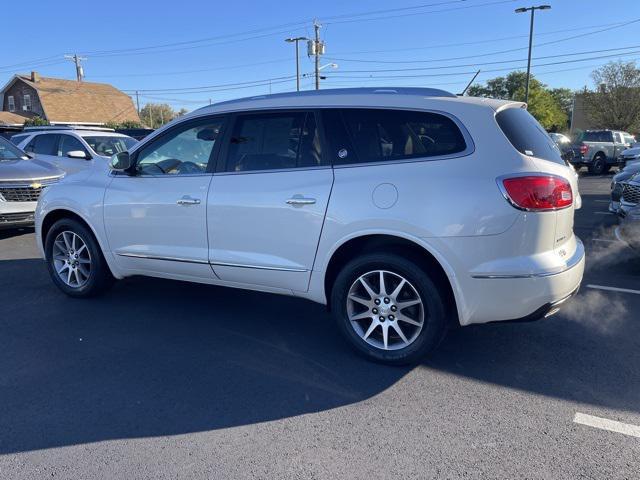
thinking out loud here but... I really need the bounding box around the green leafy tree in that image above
[467,71,568,130]
[23,116,50,127]
[139,103,176,128]
[582,61,640,132]
[104,120,144,130]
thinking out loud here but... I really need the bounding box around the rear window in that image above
[495,107,563,164]
[26,134,60,155]
[579,131,612,142]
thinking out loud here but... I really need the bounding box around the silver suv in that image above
[0,136,64,228]
[36,88,585,364]
[13,127,137,175]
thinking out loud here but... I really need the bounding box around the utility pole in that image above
[313,21,323,90]
[515,5,551,104]
[64,53,87,82]
[135,91,140,114]
[285,36,309,92]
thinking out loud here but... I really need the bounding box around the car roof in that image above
[24,130,130,138]
[188,87,521,116]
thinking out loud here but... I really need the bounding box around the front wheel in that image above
[331,253,447,365]
[45,218,113,297]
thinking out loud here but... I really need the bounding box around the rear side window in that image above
[495,107,563,164]
[337,108,467,165]
[225,111,321,172]
[27,134,60,155]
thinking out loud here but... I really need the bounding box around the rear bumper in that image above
[461,237,585,326]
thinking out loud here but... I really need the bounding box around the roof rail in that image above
[22,125,115,132]
[209,87,455,109]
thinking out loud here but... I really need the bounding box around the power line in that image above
[330,45,640,73]
[326,18,640,65]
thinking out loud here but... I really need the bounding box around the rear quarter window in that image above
[331,108,467,165]
[495,107,564,165]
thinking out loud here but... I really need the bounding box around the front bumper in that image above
[0,202,37,229]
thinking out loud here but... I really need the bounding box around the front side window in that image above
[59,135,89,157]
[136,118,225,175]
[337,108,467,165]
[225,111,321,172]
[7,96,15,112]
[26,134,59,155]
[23,94,31,111]
[82,136,132,157]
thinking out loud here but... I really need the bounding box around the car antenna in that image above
[460,70,481,96]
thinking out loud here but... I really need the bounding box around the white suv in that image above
[13,127,136,175]
[35,88,585,364]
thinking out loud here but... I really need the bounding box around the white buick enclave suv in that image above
[35,88,585,364]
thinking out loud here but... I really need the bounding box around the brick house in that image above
[0,71,140,126]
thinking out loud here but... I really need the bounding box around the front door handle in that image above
[177,196,201,206]
[286,195,316,206]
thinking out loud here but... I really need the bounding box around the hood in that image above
[0,158,64,182]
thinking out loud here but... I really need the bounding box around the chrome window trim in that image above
[213,165,331,177]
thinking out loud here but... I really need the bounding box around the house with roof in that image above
[0,71,140,127]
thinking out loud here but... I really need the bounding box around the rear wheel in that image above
[45,218,113,297]
[588,154,606,175]
[331,253,447,365]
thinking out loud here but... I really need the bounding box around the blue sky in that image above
[2,0,639,111]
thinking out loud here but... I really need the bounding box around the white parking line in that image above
[592,238,617,243]
[574,413,640,438]
[594,200,610,203]
[587,284,640,295]
[594,212,612,215]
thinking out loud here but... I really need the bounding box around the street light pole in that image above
[285,36,309,92]
[515,5,551,104]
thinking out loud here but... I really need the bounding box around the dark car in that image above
[616,174,640,251]
[610,162,640,212]
[568,130,635,175]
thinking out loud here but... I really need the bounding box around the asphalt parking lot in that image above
[1,173,639,479]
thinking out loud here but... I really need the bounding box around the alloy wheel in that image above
[346,270,425,351]
[52,231,92,288]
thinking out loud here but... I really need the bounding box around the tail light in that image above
[500,175,573,211]
[579,144,588,155]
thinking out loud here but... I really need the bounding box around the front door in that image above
[57,134,92,174]
[103,116,226,279]
[207,110,333,291]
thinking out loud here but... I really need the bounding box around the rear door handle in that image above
[177,196,201,206]
[286,195,316,206]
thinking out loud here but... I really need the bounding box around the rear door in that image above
[207,110,333,291]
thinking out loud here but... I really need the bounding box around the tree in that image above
[23,116,50,127]
[104,120,144,130]
[139,103,176,128]
[549,88,574,123]
[467,71,568,131]
[176,108,189,117]
[582,61,640,132]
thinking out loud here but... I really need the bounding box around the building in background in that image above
[0,71,140,127]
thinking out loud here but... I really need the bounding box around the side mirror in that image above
[67,150,90,160]
[110,151,133,172]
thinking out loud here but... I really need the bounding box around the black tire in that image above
[588,154,606,175]
[44,218,114,297]
[331,252,447,365]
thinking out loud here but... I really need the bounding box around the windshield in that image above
[0,136,27,161]
[82,136,136,156]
